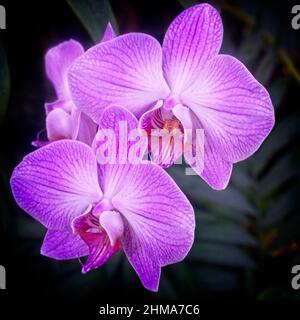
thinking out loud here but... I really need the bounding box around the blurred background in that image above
[1,0,300,301]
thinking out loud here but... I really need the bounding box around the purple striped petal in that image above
[182,55,275,165]
[101,22,116,42]
[172,104,193,131]
[99,210,124,246]
[10,140,102,230]
[162,3,223,94]
[41,230,88,259]
[71,108,97,146]
[45,99,73,115]
[184,115,233,190]
[94,105,147,164]
[139,103,184,167]
[45,39,84,101]
[99,164,195,291]
[72,212,121,273]
[69,33,170,121]
[200,134,233,190]
[46,108,72,141]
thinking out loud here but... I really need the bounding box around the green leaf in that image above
[262,185,300,228]
[259,149,300,195]
[248,114,300,176]
[178,0,199,8]
[236,33,265,72]
[267,211,300,251]
[189,243,256,268]
[66,0,118,43]
[267,77,289,109]
[254,50,277,85]
[0,40,10,125]
[168,166,255,215]
[196,215,258,246]
[258,286,300,300]
[190,265,240,292]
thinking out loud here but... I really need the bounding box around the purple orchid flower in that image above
[33,23,116,147]
[11,105,195,292]
[68,3,275,190]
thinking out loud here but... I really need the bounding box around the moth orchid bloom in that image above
[33,23,116,147]
[69,3,275,190]
[11,106,195,292]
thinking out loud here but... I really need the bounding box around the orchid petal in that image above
[139,103,183,167]
[175,109,231,190]
[138,101,167,133]
[45,100,73,115]
[200,135,233,190]
[45,39,84,101]
[46,108,72,141]
[149,129,184,168]
[101,22,116,42]
[72,212,121,273]
[69,33,170,121]
[186,115,233,189]
[41,230,88,259]
[182,55,275,164]
[71,108,97,146]
[94,105,147,164]
[99,210,124,246]
[162,3,223,94]
[172,104,194,146]
[31,129,49,148]
[10,141,102,230]
[99,164,195,291]
[172,104,193,131]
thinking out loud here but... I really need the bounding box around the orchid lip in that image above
[99,210,124,246]
[90,198,125,246]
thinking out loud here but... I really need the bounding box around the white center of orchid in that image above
[92,197,113,215]
[99,210,124,246]
[90,197,124,246]
[163,94,180,111]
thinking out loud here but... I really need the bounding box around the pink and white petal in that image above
[81,233,121,273]
[45,39,84,100]
[138,101,166,133]
[45,99,73,115]
[200,137,233,190]
[71,107,81,141]
[31,129,49,148]
[163,3,223,94]
[98,105,139,138]
[71,108,98,146]
[139,103,183,168]
[94,105,147,164]
[149,132,184,168]
[182,112,232,190]
[123,225,161,291]
[46,108,72,141]
[72,213,121,273]
[189,131,232,190]
[172,104,193,131]
[182,55,275,164]
[172,104,194,147]
[10,140,102,231]
[41,229,88,260]
[69,33,170,121]
[77,113,98,146]
[99,210,124,246]
[100,164,195,291]
[101,22,116,42]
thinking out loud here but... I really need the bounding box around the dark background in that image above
[1,0,300,306]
